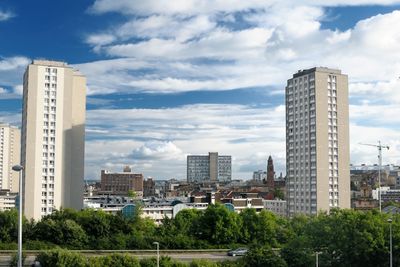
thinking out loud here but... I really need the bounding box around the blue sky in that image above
[1,0,400,180]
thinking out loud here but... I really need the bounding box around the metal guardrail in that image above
[0,249,230,255]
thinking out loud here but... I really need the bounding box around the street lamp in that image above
[315,251,322,267]
[12,165,23,267]
[388,218,393,267]
[153,241,159,267]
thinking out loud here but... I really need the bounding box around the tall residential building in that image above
[0,124,21,192]
[21,60,86,220]
[286,67,350,216]
[187,152,231,183]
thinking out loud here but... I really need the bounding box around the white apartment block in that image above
[0,124,21,192]
[0,190,17,211]
[286,67,350,216]
[21,60,86,220]
[187,152,232,183]
[264,199,287,217]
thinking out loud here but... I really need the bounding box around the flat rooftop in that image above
[293,67,342,78]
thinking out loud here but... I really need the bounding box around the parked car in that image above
[227,248,248,256]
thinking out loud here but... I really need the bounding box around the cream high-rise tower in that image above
[0,124,21,192]
[286,67,350,216]
[21,60,86,220]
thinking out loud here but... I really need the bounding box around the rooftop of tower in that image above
[293,67,342,78]
[32,59,69,68]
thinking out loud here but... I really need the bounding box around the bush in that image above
[140,256,188,267]
[216,261,242,267]
[36,249,88,267]
[0,242,17,250]
[96,253,140,267]
[161,256,188,267]
[24,240,57,250]
[190,259,218,267]
[139,257,157,267]
[10,252,26,267]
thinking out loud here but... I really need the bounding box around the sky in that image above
[1,0,400,180]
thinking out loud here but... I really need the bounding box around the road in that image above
[0,251,235,266]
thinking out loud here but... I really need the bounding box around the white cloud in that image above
[89,0,272,16]
[0,56,30,96]
[84,104,286,179]
[0,56,29,71]
[83,102,400,180]
[89,0,400,16]
[0,10,14,21]
[130,141,184,160]
[80,2,400,97]
[0,87,7,94]
[13,84,23,95]
[350,124,400,166]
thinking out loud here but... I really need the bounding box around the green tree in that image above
[128,190,137,198]
[0,209,18,243]
[33,218,88,249]
[281,236,314,267]
[274,188,285,200]
[304,209,388,267]
[197,204,242,245]
[242,246,287,267]
[239,208,259,244]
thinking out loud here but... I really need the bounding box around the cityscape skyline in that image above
[1,1,400,180]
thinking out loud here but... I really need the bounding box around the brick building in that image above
[100,166,143,196]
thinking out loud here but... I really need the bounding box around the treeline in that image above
[0,205,399,267]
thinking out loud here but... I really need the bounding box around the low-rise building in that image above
[264,199,287,217]
[100,166,143,196]
[143,178,156,197]
[0,190,17,211]
[252,170,267,181]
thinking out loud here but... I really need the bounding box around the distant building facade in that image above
[264,199,287,217]
[187,152,231,183]
[265,155,275,189]
[143,178,156,197]
[0,124,20,192]
[101,166,144,196]
[0,190,17,211]
[253,170,267,181]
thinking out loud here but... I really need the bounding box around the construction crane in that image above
[359,141,390,212]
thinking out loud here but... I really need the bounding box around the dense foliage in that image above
[0,205,399,266]
[35,250,238,267]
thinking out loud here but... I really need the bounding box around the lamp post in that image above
[388,218,393,267]
[315,251,322,267]
[153,242,159,267]
[12,165,23,267]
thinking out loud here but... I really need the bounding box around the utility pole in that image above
[359,141,389,212]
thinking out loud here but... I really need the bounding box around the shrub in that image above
[97,253,140,267]
[0,242,17,250]
[36,249,88,267]
[190,259,218,267]
[10,252,26,267]
[24,240,57,250]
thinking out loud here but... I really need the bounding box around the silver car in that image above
[227,248,248,256]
